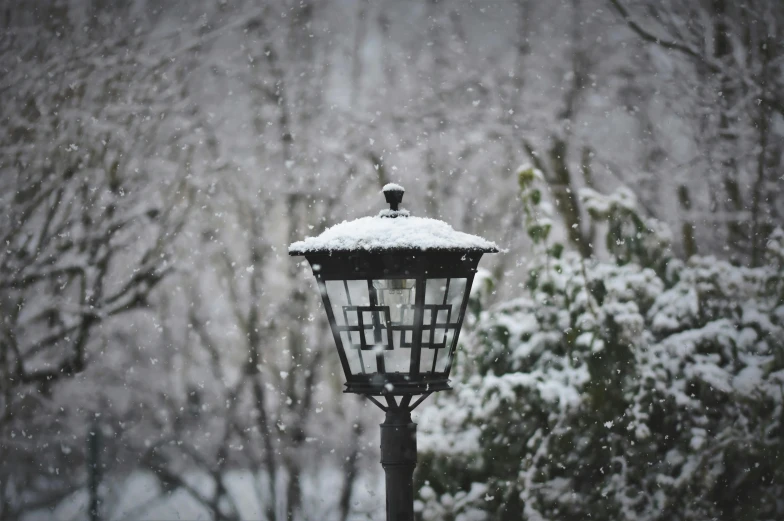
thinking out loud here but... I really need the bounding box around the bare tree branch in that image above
[608,0,720,72]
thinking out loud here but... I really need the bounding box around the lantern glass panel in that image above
[373,278,417,372]
[425,278,467,323]
[435,330,456,372]
[420,277,467,374]
[326,277,425,377]
[326,280,373,375]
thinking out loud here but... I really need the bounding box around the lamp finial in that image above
[382,183,405,212]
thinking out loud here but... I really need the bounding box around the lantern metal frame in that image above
[294,249,488,398]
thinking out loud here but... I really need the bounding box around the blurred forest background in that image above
[1,0,782,520]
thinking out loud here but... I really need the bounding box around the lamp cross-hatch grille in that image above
[338,300,459,375]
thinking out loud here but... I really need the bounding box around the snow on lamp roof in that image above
[382,183,405,192]
[289,184,498,255]
[289,215,498,254]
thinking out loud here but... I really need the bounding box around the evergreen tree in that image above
[416,167,784,521]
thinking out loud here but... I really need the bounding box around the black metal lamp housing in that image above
[289,184,498,398]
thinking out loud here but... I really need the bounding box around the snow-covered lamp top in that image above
[288,184,498,255]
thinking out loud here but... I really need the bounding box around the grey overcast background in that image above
[1,0,783,520]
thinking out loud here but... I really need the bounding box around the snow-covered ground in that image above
[22,468,384,521]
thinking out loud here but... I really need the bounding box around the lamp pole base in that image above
[380,408,417,521]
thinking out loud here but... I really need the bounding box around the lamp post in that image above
[289,184,497,521]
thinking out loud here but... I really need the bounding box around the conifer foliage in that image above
[416,168,784,521]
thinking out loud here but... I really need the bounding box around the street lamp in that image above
[289,183,497,520]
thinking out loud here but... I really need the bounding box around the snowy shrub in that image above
[416,183,784,521]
